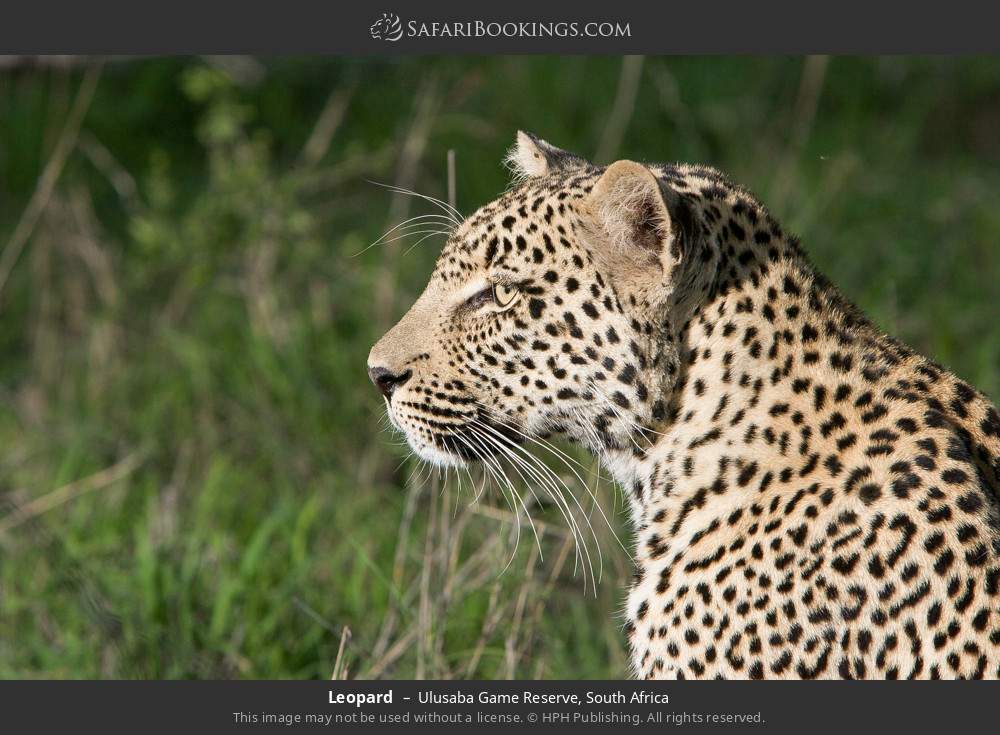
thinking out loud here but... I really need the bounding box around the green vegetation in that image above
[0,57,998,679]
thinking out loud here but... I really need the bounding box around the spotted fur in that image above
[368,132,1000,679]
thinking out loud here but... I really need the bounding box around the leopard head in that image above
[368,132,710,467]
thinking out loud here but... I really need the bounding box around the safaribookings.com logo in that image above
[370,13,404,41]
[370,14,631,42]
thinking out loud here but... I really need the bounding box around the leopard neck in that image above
[596,235,888,532]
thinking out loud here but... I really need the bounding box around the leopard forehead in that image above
[430,170,597,286]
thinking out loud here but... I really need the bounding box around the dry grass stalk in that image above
[0,62,103,302]
[596,55,645,164]
[770,55,830,210]
[0,451,146,538]
[332,626,353,680]
[299,82,357,169]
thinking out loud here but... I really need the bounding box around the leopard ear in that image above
[505,131,589,181]
[587,160,685,274]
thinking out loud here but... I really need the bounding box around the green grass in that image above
[0,56,998,679]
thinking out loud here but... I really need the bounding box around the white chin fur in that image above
[386,401,468,468]
[412,443,468,469]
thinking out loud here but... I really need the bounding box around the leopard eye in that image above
[492,282,520,308]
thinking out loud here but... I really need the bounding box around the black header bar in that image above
[1,1,999,54]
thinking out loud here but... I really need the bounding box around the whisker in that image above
[457,430,523,571]
[476,401,608,480]
[351,213,457,257]
[464,428,542,571]
[476,402,627,560]
[402,230,452,255]
[365,179,464,224]
[468,426,554,563]
[453,433,490,505]
[379,226,453,244]
[470,418,598,592]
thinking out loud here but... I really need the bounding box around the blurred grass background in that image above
[0,56,998,679]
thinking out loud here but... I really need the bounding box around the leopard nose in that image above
[367,366,413,400]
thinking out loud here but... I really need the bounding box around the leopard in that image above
[367,131,1000,679]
